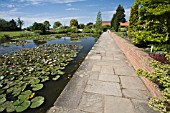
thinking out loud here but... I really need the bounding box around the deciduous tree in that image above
[53,21,62,28]
[43,20,51,30]
[70,19,78,27]
[17,17,24,30]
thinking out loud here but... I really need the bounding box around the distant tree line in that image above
[0,18,24,31]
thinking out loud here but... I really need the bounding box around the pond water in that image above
[0,36,97,113]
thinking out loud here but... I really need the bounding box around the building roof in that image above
[102,21,111,26]
[119,22,129,27]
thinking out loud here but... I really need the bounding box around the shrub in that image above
[20,31,37,37]
[137,54,170,113]
[119,27,127,32]
[0,34,11,43]
[34,30,43,35]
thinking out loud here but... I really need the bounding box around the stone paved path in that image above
[47,32,158,113]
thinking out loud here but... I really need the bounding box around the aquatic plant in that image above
[0,44,82,112]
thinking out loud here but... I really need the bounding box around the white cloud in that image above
[66,3,72,7]
[7,4,15,8]
[65,8,80,11]
[16,0,85,5]
[86,4,98,7]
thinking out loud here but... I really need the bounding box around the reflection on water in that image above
[0,36,97,113]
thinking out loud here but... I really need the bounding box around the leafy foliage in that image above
[111,5,126,32]
[0,44,82,112]
[95,11,102,30]
[43,20,51,30]
[53,21,62,28]
[70,19,78,27]
[137,54,170,113]
[129,0,170,44]
[0,18,20,31]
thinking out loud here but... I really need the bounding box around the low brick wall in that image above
[109,32,161,97]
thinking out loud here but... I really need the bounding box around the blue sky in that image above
[0,0,134,28]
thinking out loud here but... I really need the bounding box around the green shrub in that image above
[20,31,37,37]
[34,30,43,35]
[0,34,11,43]
[119,27,127,32]
[133,31,169,44]
[137,54,170,113]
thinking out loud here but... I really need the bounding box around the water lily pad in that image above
[0,97,6,104]
[6,101,16,112]
[30,96,44,108]
[52,75,60,81]
[16,101,30,112]
[30,78,40,85]
[0,101,8,112]
[31,84,43,91]
[12,87,22,97]
[57,70,65,75]
[21,90,32,96]
[41,76,49,82]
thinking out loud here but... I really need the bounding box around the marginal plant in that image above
[137,54,170,113]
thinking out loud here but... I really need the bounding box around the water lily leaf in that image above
[30,96,44,108]
[0,89,5,94]
[60,67,65,70]
[30,78,40,85]
[52,75,60,81]
[12,87,22,97]
[21,83,27,91]
[41,76,49,82]
[31,84,43,91]
[57,70,65,75]
[0,101,8,112]
[7,87,14,94]
[0,94,6,99]
[21,90,32,96]
[16,101,30,112]
[13,100,23,106]
[6,101,16,112]
[0,97,6,104]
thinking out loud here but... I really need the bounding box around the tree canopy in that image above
[111,5,126,31]
[128,0,170,44]
[95,11,102,30]
[17,18,24,30]
[53,21,62,28]
[70,19,78,27]
[43,20,51,30]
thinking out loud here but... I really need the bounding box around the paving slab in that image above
[92,65,101,71]
[89,71,99,80]
[102,56,114,61]
[132,99,159,113]
[79,93,103,113]
[101,65,114,74]
[104,96,136,113]
[122,89,151,100]
[120,76,147,90]
[99,73,119,82]
[85,80,122,96]
[114,65,136,76]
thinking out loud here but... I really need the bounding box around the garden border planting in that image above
[109,32,161,97]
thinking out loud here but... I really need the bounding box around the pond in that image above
[0,36,97,113]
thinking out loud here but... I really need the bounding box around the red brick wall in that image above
[109,32,161,97]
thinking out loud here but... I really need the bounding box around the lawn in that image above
[0,31,24,38]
